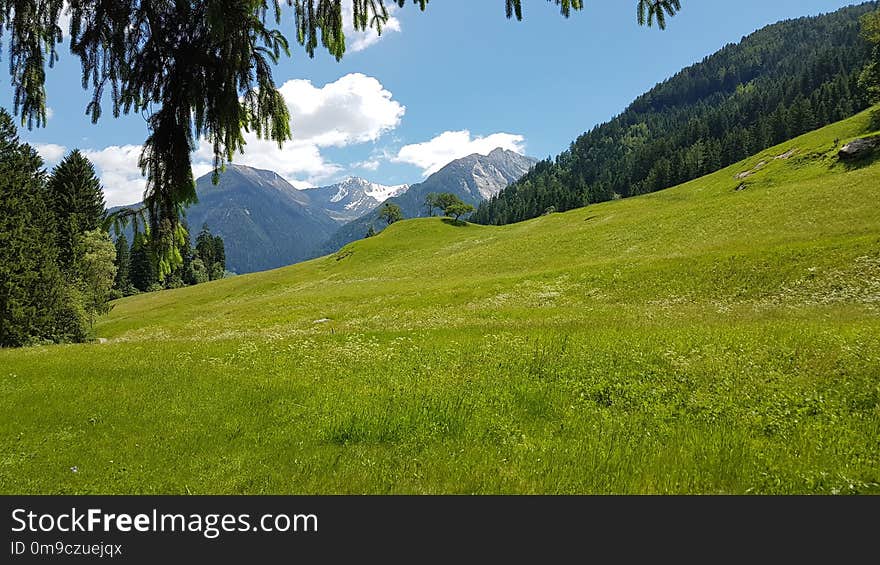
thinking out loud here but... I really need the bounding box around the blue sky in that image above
[0,0,862,205]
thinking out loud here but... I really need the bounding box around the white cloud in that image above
[190,73,405,186]
[342,3,402,52]
[78,73,405,205]
[191,138,342,186]
[355,158,382,171]
[394,131,527,176]
[278,73,405,147]
[34,143,67,164]
[82,145,145,207]
[46,107,55,121]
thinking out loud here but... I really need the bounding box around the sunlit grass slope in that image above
[3,109,879,494]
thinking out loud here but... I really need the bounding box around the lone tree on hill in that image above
[0,1,680,279]
[435,193,475,221]
[379,203,403,226]
[425,193,440,216]
[446,202,476,223]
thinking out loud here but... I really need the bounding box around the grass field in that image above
[2,109,879,494]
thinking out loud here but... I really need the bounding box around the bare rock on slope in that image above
[838,137,880,160]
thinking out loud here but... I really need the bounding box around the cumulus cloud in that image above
[188,73,404,186]
[278,73,405,147]
[342,3,402,52]
[34,143,67,164]
[190,138,342,187]
[394,131,527,176]
[354,158,382,171]
[82,145,146,207]
[74,73,404,205]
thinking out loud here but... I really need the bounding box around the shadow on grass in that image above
[839,149,880,171]
[441,218,470,227]
[838,123,880,170]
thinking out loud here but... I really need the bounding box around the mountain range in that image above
[302,177,409,224]
[320,148,536,254]
[115,149,536,274]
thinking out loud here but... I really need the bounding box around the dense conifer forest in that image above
[473,2,879,225]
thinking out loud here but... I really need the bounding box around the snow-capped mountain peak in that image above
[304,177,410,224]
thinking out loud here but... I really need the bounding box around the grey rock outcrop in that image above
[838,137,880,160]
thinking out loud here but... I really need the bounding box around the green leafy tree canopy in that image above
[379,203,404,226]
[76,229,117,328]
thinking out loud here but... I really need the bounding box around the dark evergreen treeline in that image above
[473,2,879,226]
[112,223,227,296]
[0,105,227,347]
[0,111,114,346]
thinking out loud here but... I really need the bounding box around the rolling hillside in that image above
[2,109,879,494]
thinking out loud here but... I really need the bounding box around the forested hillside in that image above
[473,2,878,225]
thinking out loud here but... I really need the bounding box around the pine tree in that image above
[859,8,880,102]
[46,150,105,273]
[130,233,157,293]
[212,235,226,276]
[194,224,227,280]
[0,109,83,346]
[113,233,132,295]
[195,224,217,280]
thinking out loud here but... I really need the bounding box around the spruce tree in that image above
[212,235,227,279]
[195,224,217,278]
[46,150,105,273]
[130,233,157,293]
[194,224,228,281]
[113,233,132,295]
[0,109,82,346]
[178,222,197,286]
[859,8,880,102]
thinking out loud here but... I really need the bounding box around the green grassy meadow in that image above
[2,110,880,494]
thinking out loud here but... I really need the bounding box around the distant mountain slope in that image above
[393,148,537,215]
[323,148,536,251]
[474,1,879,225]
[183,165,340,274]
[303,177,408,223]
[114,165,340,274]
